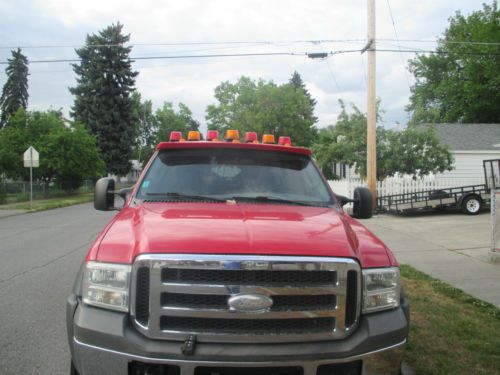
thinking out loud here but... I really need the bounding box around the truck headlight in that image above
[82,262,131,312]
[362,267,400,313]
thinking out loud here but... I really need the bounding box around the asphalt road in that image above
[0,203,115,375]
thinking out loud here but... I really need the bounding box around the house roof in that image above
[418,123,500,151]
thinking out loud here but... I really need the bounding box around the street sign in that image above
[23,146,39,168]
[23,146,39,209]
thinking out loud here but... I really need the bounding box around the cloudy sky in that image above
[0,0,483,133]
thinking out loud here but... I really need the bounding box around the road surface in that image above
[0,203,115,374]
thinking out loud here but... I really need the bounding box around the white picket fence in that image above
[328,177,484,202]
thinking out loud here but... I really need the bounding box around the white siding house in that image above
[419,124,500,184]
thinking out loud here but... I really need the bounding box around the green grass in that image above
[0,193,93,212]
[401,265,500,375]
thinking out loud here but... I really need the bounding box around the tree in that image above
[407,2,500,124]
[289,71,317,111]
[313,101,454,180]
[0,109,105,189]
[206,76,318,147]
[131,91,156,165]
[154,102,200,143]
[0,48,29,127]
[70,23,138,175]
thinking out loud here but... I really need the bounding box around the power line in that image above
[378,38,500,46]
[317,42,342,92]
[376,49,500,56]
[1,38,498,51]
[0,39,368,50]
[2,47,497,65]
[0,51,307,65]
[0,49,362,65]
[386,0,412,90]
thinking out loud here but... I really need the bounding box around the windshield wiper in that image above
[230,195,327,207]
[145,192,227,203]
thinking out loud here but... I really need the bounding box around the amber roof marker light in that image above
[187,131,201,141]
[225,129,240,143]
[262,134,275,144]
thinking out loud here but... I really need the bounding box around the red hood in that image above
[88,202,395,268]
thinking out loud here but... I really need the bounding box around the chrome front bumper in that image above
[73,336,406,375]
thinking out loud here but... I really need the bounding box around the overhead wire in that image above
[317,42,342,92]
[1,38,498,51]
[385,0,412,90]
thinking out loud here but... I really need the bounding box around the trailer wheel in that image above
[462,195,481,215]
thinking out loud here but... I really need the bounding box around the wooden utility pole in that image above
[366,0,377,206]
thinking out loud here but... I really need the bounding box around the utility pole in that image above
[366,0,377,207]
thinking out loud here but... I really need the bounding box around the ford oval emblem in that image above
[228,294,273,313]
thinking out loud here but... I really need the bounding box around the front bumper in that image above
[68,295,409,375]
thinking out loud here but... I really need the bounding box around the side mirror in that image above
[118,187,133,202]
[94,177,116,211]
[352,187,373,219]
[336,194,353,207]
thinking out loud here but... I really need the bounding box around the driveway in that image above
[363,211,500,307]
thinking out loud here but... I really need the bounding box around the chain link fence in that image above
[0,180,94,204]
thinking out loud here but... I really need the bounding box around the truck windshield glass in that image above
[136,148,332,206]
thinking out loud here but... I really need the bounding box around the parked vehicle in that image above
[67,130,409,375]
[377,159,500,215]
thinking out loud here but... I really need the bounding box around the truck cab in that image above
[67,130,409,375]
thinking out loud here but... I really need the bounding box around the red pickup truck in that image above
[67,130,409,375]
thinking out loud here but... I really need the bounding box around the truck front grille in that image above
[131,255,360,343]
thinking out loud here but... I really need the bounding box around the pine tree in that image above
[289,71,317,108]
[70,23,138,175]
[0,48,29,127]
[288,71,318,125]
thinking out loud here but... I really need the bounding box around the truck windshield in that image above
[136,148,333,206]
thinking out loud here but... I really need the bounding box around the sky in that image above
[0,0,484,134]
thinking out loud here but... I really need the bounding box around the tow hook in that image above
[181,335,197,356]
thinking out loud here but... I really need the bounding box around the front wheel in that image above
[70,361,79,375]
[462,195,481,215]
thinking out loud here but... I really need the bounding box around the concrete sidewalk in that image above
[363,211,500,307]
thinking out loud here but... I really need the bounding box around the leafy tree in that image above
[206,76,318,147]
[313,101,453,180]
[70,23,138,175]
[407,1,500,124]
[0,48,29,127]
[131,91,156,164]
[0,109,105,189]
[154,102,200,143]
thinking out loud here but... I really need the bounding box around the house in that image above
[420,123,500,183]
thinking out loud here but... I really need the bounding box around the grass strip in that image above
[401,264,499,375]
[0,193,93,212]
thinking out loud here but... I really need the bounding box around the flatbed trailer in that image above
[377,159,500,215]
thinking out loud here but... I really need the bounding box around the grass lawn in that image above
[0,193,93,212]
[401,265,499,375]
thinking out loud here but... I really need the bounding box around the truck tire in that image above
[353,187,373,219]
[461,195,481,215]
[70,361,79,375]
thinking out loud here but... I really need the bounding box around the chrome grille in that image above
[131,254,361,343]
